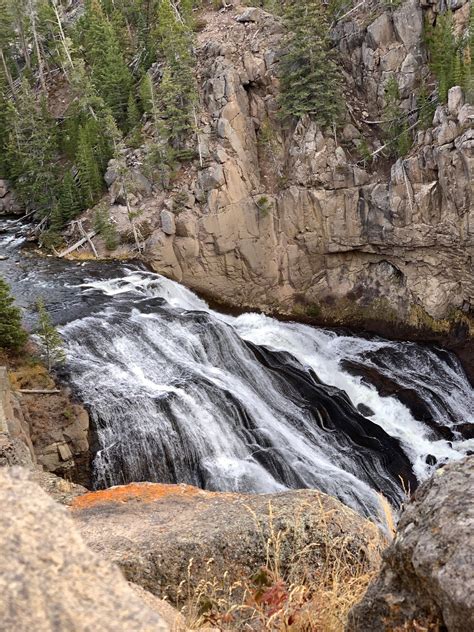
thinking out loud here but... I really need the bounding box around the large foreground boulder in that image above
[0,468,170,631]
[71,482,384,602]
[348,456,474,631]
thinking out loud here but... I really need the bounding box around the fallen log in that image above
[18,389,61,395]
[57,231,97,258]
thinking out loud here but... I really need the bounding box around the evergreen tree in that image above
[75,122,103,205]
[36,298,65,372]
[127,89,141,131]
[0,74,9,176]
[0,0,15,89]
[5,79,59,215]
[77,0,133,128]
[425,11,457,103]
[279,0,343,127]
[382,76,412,158]
[154,0,197,147]
[0,277,27,351]
[58,170,82,222]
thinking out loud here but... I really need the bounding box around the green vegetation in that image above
[382,77,412,158]
[425,7,473,103]
[35,298,65,371]
[0,277,27,351]
[93,205,119,250]
[279,0,343,127]
[256,195,273,216]
[0,0,199,246]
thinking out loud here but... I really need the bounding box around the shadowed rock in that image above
[347,456,474,631]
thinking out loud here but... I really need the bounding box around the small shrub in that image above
[256,195,273,216]
[0,277,27,352]
[93,206,119,251]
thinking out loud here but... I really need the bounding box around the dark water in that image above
[1,218,473,521]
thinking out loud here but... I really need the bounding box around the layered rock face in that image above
[99,0,473,328]
[348,456,474,631]
[0,179,22,215]
[0,366,91,485]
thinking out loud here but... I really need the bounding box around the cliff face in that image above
[97,1,473,332]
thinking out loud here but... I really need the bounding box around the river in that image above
[1,217,473,520]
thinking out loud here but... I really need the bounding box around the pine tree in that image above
[0,277,27,351]
[382,76,412,158]
[127,89,141,131]
[58,170,82,222]
[279,0,343,127]
[77,0,133,129]
[153,0,197,147]
[425,11,456,103]
[76,122,103,205]
[36,298,65,372]
[5,79,59,215]
[464,2,473,103]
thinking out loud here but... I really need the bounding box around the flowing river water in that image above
[1,218,473,520]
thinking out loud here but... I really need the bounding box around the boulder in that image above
[0,468,170,631]
[160,209,176,236]
[366,13,395,49]
[447,86,464,116]
[71,482,384,603]
[348,456,474,632]
[236,7,270,23]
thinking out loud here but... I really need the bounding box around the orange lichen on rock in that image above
[70,482,228,510]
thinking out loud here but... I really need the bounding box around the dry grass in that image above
[178,497,393,631]
[9,363,56,391]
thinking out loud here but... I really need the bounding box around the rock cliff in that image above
[0,365,91,485]
[90,0,473,342]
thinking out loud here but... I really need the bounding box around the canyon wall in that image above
[89,1,473,335]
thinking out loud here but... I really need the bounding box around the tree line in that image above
[0,0,198,246]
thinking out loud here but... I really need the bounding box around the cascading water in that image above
[61,272,472,518]
[1,220,473,521]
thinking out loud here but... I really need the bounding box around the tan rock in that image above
[0,468,170,631]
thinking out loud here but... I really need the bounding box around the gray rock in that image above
[198,164,225,191]
[0,468,169,631]
[0,179,9,198]
[447,86,464,117]
[348,456,474,632]
[104,160,120,187]
[366,13,395,49]
[160,209,176,236]
[393,0,423,49]
[72,483,381,604]
[236,7,269,23]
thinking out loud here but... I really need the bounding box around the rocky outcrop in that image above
[7,365,91,485]
[88,1,473,337]
[0,367,35,467]
[0,467,170,631]
[71,481,385,603]
[348,456,474,631]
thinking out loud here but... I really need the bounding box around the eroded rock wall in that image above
[98,1,473,327]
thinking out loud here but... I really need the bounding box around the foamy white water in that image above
[55,270,473,521]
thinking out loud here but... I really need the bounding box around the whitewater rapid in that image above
[56,270,473,520]
[1,215,472,521]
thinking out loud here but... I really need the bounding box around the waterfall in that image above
[57,270,473,520]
